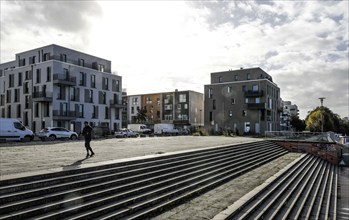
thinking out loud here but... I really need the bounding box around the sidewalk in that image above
[0,136,259,180]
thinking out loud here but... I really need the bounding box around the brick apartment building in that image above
[0,44,123,133]
[204,67,281,135]
[126,90,204,130]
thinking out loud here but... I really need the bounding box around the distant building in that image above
[126,90,204,129]
[204,67,281,135]
[280,100,299,131]
[0,44,123,133]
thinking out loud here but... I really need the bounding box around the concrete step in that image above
[222,153,338,220]
[0,141,287,219]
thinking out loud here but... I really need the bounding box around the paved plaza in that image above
[1,136,260,179]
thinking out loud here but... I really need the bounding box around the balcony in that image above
[53,110,77,120]
[32,91,53,102]
[110,100,124,108]
[53,74,76,86]
[244,90,264,97]
[247,103,266,110]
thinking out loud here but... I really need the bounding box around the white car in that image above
[37,127,79,141]
[115,128,139,138]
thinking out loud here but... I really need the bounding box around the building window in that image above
[92,105,98,118]
[25,71,30,80]
[157,98,160,106]
[9,74,14,88]
[29,56,36,64]
[79,72,86,86]
[85,89,93,103]
[105,106,109,119]
[208,88,213,98]
[103,77,109,90]
[234,75,238,81]
[18,72,22,86]
[7,105,11,118]
[36,69,41,83]
[112,79,120,92]
[255,97,260,103]
[79,104,84,118]
[131,106,134,114]
[24,82,29,94]
[213,100,216,110]
[46,67,51,82]
[44,103,50,117]
[209,112,213,121]
[184,104,188,109]
[228,86,232,93]
[6,90,11,103]
[98,64,105,72]
[245,98,249,104]
[219,76,223,82]
[35,103,39,117]
[132,97,139,105]
[242,85,246,91]
[146,97,152,104]
[231,98,235,104]
[179,94,186,103]
[79,58,85,67]
[247,73,251,80]
[14,89,20,102]
[242,110,247,117]
[60,54,67,62]
[252,84,259,91]
[90,75,96,88]
[25,96,30,109]
[229,110,233,117]
[17,104,21,118]
[43,53,50,61]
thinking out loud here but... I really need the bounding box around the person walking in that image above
[82,121,95,157]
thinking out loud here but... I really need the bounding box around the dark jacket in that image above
[82,125,93,140]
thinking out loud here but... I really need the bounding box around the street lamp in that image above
[199,109,202,128]
[318,97,325,132]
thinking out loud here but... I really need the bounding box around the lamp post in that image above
[318,97,325,133]
[199,109,202,128]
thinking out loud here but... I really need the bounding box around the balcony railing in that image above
[244,90,264,97]
[247,103,266,110]
[53,74,76,86]
[52,110,77,120]
[110,100,124,108]
[32,91,53,102]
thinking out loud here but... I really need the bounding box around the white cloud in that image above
[0,0,348,119]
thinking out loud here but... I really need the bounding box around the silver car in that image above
[115,128,139,138]
[37,127,79,141]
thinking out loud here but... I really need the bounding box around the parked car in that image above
[37,127,78,141]
[0,118,34,142]
[115,128,139,138]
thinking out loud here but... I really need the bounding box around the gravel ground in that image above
[0,136,259,179]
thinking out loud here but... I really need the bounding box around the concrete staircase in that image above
[0,141,287,219]
[223,153,338,220]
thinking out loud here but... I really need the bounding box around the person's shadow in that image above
[62,157,89,170]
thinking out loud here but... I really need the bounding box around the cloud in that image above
[1,0,348,119]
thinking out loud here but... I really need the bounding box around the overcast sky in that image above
[1,0,348,119]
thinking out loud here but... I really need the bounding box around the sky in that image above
[0,0,348,119]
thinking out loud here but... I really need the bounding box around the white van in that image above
[154,123,179,135]
[0,118,34,142]
[127,124,151,134]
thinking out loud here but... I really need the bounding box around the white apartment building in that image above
[0,44,123,134]
[280,100,299,131]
